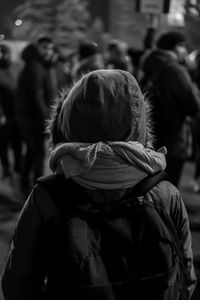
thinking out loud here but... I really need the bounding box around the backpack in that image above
[37,171,189,300]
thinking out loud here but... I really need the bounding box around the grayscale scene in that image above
[0,1,200,299]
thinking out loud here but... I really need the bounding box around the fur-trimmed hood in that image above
[46,69,155,149]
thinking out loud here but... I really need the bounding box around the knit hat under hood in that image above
[57,69,148,144]
[156,31,185,51]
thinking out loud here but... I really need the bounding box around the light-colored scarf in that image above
[49,141,167,190]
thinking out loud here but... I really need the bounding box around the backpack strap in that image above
[36,173,90,207]
[37,173,69,197]
[131,171,167,197]
[36,171,168,207]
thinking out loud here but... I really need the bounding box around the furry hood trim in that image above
[46,69,155,149]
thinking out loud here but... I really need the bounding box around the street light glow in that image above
[168,0,185,27]
[15,19,23,26]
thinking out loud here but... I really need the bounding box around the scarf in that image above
[49,141,167,190]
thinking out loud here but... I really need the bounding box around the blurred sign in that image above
[136,0,171,14]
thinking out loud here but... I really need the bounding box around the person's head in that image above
[36,36,55,62]
[78,42,99,60]
[108,39,128,59]
[156,31,187,63]
[47,69,152,148]
[0,44,11,68]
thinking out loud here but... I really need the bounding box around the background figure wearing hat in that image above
[71,41,104,80]
[140,31,200,187]
[2,70,196,300]
[16,36,67,196]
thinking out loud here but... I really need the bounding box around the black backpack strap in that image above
[36,173,92,207]
[37,173,66,187]
[36,173,68,197]
[131,171,168,197]
[100,171,167,212]
[36,171,167,201]
[36,171,168,212]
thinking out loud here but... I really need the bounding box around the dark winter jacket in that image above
[1,70,196,300]
[141,50,200,158]
[16,46,67,132]
[1,175,196,300]
[0,67,16,124]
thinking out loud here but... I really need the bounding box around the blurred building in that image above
[87,0,181,50]
[0,0,186,51]
[88,0,146,49]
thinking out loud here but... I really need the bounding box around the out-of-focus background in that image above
[0,0,199,67]
[0,1,200,299]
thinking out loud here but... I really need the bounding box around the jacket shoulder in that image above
[32,174,90,219]
[149,180,182,215]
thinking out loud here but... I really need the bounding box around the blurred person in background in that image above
[190,112,200,193]
[127,47,144,81]
[0,44,22,182]
[140,31,200,187]
[71,41,104,80]
[189,50,200,193]
[105,39,133,74]
[16,36,67,196]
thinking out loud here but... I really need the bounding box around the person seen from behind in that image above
[140,31,200,187]
[16,36,67,196]
[2,69,196,300]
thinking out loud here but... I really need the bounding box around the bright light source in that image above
[0,34,5,41]
[174,12,184,23]
[168,0,185,27]
[15,19,23,26]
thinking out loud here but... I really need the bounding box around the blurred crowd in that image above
[0,30,200,201]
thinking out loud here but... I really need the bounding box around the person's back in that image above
[141,31,200,187]
[1,70,196,300]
